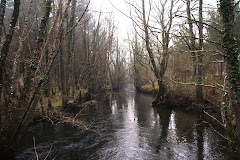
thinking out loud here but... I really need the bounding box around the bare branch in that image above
[176,14,222,33]
[234,0,240,8]
[169,78,226,92]
[33,136,39,160]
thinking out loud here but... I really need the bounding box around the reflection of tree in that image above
[155,107,172,152]
[134,92,154,127]
[196,124,204,160]
[174,110,196,143]
[110,85,136,117]
[115,92,128,110]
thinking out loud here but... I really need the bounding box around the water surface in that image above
[16,84,232,159]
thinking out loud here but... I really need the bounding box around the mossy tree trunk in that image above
[0,0,6,43]
[0,0,20,150]
[0,0,7,131]
[66,0,76,98]
[219,0,240,153]
[9,0,72,148]
[8,0,53,149]
[19,0,53,109]
[0,0,7,101]
[59,4,67,106]
[0,0,20,101]
[0,0,20,132]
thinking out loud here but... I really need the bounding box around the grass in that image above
[36,87,89,110]
[52,99,62,107]
[83,100,97,105]
[140,84,158,93]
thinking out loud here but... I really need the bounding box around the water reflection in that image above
[99,84,231,159]
[16,84,231,160]
[197,125,204,160]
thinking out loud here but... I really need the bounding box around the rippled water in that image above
[16,84,232,159]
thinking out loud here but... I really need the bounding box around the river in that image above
[16,83,232,159]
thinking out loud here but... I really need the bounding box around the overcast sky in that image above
[90,0,218,45]
[90,0,132,43]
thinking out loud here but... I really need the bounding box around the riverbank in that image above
[136,82,224,126]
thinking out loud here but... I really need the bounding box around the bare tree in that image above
[141,0,175,105]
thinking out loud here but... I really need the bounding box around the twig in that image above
[33,136,39,160]
[73,107,87,120]
[169,78,227,92]
[202,121,234,143]
[64,0,91,37]
[203,110,225,127]
[181,121,205,137]
[175,14,222,33]
[44,146,52,160]
[181,120,234,143]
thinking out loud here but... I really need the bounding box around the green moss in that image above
[52,99,62,107]
[152,90,161,105]
[78,88,88,97]
[105,84,112,90]
[83,100,97,105]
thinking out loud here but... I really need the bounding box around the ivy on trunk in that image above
[219,0,240,154]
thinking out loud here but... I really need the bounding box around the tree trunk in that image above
[196,0,203,103]
[142,0,161,105]
[0,0,6,45]
[8,0,52,148]
[142,0,170,105]
[0,0,20,131]
[186,0,196,77]
[152,79,166,105]
[186,0,203,103]
[219,0,240,152]
[19,0,53,109]
[59,5,67,106]
[0,0,7,131]
[0,0,20,102]
[45,50,52,111]
[142,0,160,81]
[66,0,76,99]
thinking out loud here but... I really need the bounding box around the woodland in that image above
[0,0,240,158]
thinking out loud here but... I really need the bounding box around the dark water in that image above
[16,84,232,159]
